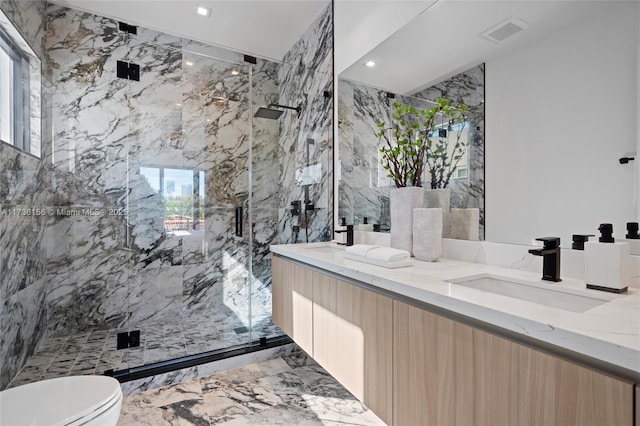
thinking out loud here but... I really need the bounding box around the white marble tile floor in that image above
[118,351,386,426]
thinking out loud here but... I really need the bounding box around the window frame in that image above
[0,23,31,155]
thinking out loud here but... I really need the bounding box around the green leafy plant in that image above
[376,98,468,188]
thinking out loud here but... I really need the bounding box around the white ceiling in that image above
[49,0,613,93]
[334,0,436,74]
[339,0,611,94]
[50,0,330,61]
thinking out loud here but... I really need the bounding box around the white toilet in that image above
[0,375,123,425]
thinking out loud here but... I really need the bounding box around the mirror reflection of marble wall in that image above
[338,65,485,238]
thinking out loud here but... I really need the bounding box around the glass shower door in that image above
[124,37,253,368]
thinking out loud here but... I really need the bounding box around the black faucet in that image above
[335,224,354,246]
[528,237,561,282]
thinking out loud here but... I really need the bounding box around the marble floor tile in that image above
[117,354,386,426]
[200,357,292,390]
[9,318,285,389]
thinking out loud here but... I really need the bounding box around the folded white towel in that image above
[344,253,413,269]
[345,244,379,257]
[366,247,410,262]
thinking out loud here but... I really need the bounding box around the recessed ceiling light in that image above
[185,61,194,67]
[364,60,376,68]
[196,6,211,17]
[231,70,239,76]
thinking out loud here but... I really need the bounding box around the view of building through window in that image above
[140,166,206,232]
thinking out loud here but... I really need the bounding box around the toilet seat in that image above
[0,375,122,426]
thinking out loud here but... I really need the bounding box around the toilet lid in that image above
[0,375,122,425]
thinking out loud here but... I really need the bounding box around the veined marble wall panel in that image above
[277,4,333,244]
[129,265,183,326]
[412,64,485,238]
[0,0,47,390]
[44,4,283,347]
[0,0,45,57]
[249,59,281,328]
[45,5,132,337]
[337,79,393,228]
[338,65,485,236]
[44,213,130,333]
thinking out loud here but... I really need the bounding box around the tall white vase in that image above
[413,208,443,262]
[424,188,450,238]
[390,187,424,254]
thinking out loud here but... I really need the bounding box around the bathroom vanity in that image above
[270,242,639,426]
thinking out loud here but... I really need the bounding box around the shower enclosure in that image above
[0,2,333,389]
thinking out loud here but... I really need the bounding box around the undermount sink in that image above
[448,274,611,313]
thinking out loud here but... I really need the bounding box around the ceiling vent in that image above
[480,17,529,43]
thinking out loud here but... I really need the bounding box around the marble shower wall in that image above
[276,3,333,244]
[0,0,48,390]
[338,65,485,237]
[44,4,283,343]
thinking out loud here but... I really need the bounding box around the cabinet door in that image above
[336,282,393,424]
[291,261,313,355]
[271,256,313,355]
[312,270,338,372]
[313,273,393,425]
[394,299,634,426]
[271,256,287,333]
[393,300,473,426]
[514,333,633,426]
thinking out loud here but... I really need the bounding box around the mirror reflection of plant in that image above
[376,98,467,188]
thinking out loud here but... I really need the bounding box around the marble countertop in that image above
[270,242,640,382]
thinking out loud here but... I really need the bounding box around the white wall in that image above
[486,2,639,247]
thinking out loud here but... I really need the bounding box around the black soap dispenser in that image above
[584,223,630,293]
[572,234,594,250]
[623,222,640,255]
[335,217,347,244]
[598,223,614,242]
[358,216,374,232]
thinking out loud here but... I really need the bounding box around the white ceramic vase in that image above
[424,188,450,238]
[390,186,424,254]
[413,208,443,262]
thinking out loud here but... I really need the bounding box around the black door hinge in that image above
[117,60,140,81]
[117,330,141,349]
[119,22,137,34]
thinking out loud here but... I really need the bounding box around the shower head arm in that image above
[269,103,301,113]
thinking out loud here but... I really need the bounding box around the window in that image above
[140,166,206,232]
[424,121,469,183]
[0,25,32,155]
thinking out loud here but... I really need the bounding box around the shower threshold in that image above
[105,335,293,383]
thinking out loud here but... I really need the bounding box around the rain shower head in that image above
[254,103,300,119]
[254,107,284,120]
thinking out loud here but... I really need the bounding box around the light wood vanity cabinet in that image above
[394,300,634,426]
[272,255,635,426]
[272,256,393,424]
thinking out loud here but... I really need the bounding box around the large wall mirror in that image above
[335,0,639,247]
